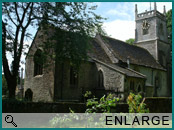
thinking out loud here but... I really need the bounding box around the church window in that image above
[142,28,149,35]
[154,76,159,97]
[155,77,159,88]
[130,81,135,92]
[34,49,43,76]
[70,66,78,87]
[98,70,104,88]
[138,85,141,92]
[25,89,33,101]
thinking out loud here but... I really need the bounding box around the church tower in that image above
[134,3,170,68]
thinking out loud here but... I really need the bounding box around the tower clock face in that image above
[142,20,150,30]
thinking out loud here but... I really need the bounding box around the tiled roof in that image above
[100,36,164,70]
[93,59,146,79]
[108,63,146,79]
[88,39,112,63]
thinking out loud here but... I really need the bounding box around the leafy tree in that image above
[2,2,104,99]
[125,38,135,45]
[166,9,172,45]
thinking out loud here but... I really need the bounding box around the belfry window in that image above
[159,23,164,35]
[142,20,150,35]
[98,70,104,88]
[34,49,43,76]
[142,28,149,35]
[70,66,78,87]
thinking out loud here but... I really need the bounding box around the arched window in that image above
[159,23,164,35]
[98,70,104,88]
[70,66,78,87]
[130,81,135,92]
[25,89,33,101]
[138,85,141,92]
[154,76,159,97]
[155,77,159,88]
[142,20,150,35]
[34,49,43,76]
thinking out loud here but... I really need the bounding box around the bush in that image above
[127,92,149,113]
[85,93,119,113]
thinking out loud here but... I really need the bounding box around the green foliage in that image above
[166,9,172,45]
[125,38,135,45]
[84,91,92,98]
[38,2,106,69]
[2,2,105,98]
[85,94,119,113]
[69,107,75,113]
[127,92,149,113]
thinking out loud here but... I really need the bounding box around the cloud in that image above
[103,20,135,41]
[102,2,172,42]
[107,9,130,16]
[105,3,134,20]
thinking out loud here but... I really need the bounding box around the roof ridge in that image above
[101,35,126,44]
[126,68,146,78]
[92,58,125,75]
[100,35,165,70]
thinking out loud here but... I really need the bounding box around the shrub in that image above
[127,92,149,113]
[85,93,119,113]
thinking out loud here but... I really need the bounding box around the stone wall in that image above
[158,40,171,67]
[95,62,125,100]
[124,77,145,99]
[135,17,157,42]
[24,29,55,102]
[130,64,168,97]
[95,63,124,91]
[54,61,98,101]
[136,40,158,60]
[156,16,168,42]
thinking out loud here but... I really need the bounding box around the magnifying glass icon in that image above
[5,115,17,127]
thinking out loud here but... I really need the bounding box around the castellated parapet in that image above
[136,10,166,21]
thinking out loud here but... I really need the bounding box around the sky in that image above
[93,2,172,41]
[4,2,172,75]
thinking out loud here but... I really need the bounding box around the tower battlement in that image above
[134,2,169,68]
[136,10,166,21]
[135,2,166,21]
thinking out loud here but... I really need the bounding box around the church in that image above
[24,3,172,102]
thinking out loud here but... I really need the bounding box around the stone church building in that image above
[24,3,172,102]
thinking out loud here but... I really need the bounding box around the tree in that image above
[166,9,172,45]
[2,2,104,99]
[2,75,8,96]
[125,38,135,45]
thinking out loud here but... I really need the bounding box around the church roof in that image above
[108,63,146,79]
[93,59,146,79]
[99,36,164,70]
[88,39,112,63]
